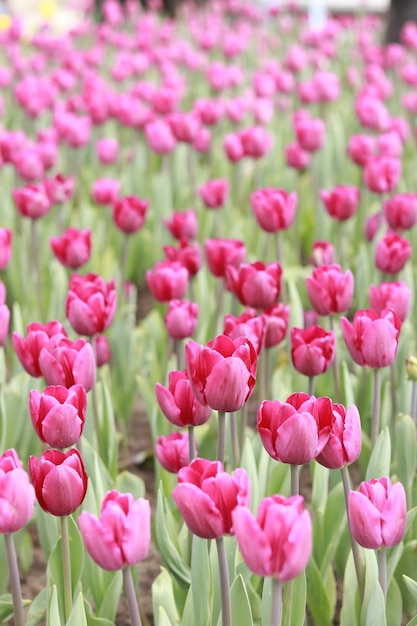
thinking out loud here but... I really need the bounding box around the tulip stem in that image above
[217,411,226,465]
[61,515,73,621]
[31,219,45,320]
[216,537,232,626]
[123,567,142,626]
[371,368,381,449]
[239,403,248,453]
[340,466,364,601]
[290,464,300,497]
[329,315,341,403]
[188,426,196,463]
[377,548,387,602]
[271,577,283,626]
[308,376,315,396]
[230,412,240,468]
[411,380,417,427]
[121,234,130,290]
[4,534,25,626]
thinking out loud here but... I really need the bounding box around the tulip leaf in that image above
[320,481,347,573]
[84,598,115,625]
[47,585,63,626]
[395,541,417,616]
[152,568,180,626]
[363,582,386,626]
[406,617,417,626]
[287,279,304,330]
[115,470,146,499]
[66,592,87,626]
[155,486,191,588]
[341,360,355,408]
[191,536,212,626]
[339,552,361,626]
[97,376,118,479]
[395,414,417,490]
[158,606,174,626]
[311,461,329,517]
[26,588,48,626]
[96,571,122,621]
[386,543,403,588]
[386,577,402,626]
[36,505,59,562]
[230,573,253,626]
[0,594,15,622]
[240,436,260,513]
[365,427,391,481]
[402,575,417,604]
[283,572,307,626]
[306,557,335,626]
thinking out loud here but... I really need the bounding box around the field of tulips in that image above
[2,0,417,624]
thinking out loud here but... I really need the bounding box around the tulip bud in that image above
[156,432,195,473]
[0,449,35,533]
[405,355,417,381]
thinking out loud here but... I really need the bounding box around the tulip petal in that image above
[348,491,383,549]
[233,505,273,577]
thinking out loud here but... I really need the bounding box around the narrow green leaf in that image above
[363,582,386,626]
[152,568,180,625]
[306,557,333,626]
[96,571,122,621]
[230,574,253,626]
[191,536,212,626]
[66,592,87,626]
[395,414,417,490]
[403,575,417,603]
[261,577,272,626]
[386,577,402,626]
[115,470,146,499]
[366,427,391,481]
[26,588,48,626]
[0,594,15,622]
[158,606,174,626]
[47,585,63,626]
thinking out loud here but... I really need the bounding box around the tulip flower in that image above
[310,240,336,266]
[156,432,196,472]
[262,304,290,348]
[145,118,176,154]
[204,238,246,278]
[39,335,96,391]
[163,209,198,241]
[226,261,282,309]
[374,232,412,274]
[12,182,51,219]
[285,141,310,170]
[383,193,417,230]
[0,449,35,534]
[146,261,189,303]
[93,334,112,367]
[294,115,325,152]
[91,178,120,206]
[12,321,68,378]
[250,187,297,233]
[44,173,74,205]
[65,273,117,337]
[50,228,92,269]
[0,227,12,270]
[316,403,362,469]
[306,264,354,316]
[29,384,87,448]
[199,178,229,209]
[163,240,202,277]
[320,186,360,221]
[78,490,151,571]
[155,369,212,428]
[112,195,149,234]
[368,281,411,322]
[347,133,376,167]
[95,137,119,164]
[164,299,199,340]
[290,325,335,378]
[363,155,401,194]
[29,448,88,517]
[223,309,266,354]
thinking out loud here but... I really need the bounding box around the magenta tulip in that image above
[290,325,335,377]
[39,335,96,391]
[306,264,354,316]
[112,195,149,234]
[223,309,266,354]
[12,321,68,378]
[384,193,417,230]
[156,432,195,473]
[65,273,117,337]
[226,261,282,309]
[316,403,362,469]
[250,188,297,233]
[164,299,199,340]
[163,210,198,241]
[374,232,412,274]
[368,281,411,322]
[320,186,360,221]
[0,227,12,270]
[205,238,246,279]
[50,228,92,269]
[155,369,212,428]
[0,449,35,533]
[146,261,189,302]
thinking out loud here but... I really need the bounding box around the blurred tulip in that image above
[66,273,117,336]
[39,335,96,391]
[199,179,228,209]
[205,238,246,278]
[91,178,120,206]
[112,195,149,234]
[0,228,12,270]
[320,186,360,221]
[226,261,282,309]
[262,304,290,348]
[384,193,417,230]
[363,156,401,194]
[95,138,119,164]
[0,449,35,533]
[250,188,297,232]
[156,432,195,473]
[375,232,411,274]
[316,403,362,469]
[146,261,189,302]
[12,182,51,219]
[306,264,354,315]
[50,228,92,269]
[223,309,266,354]
[310,240,336,266]
[163,210,198,241]
[368,281,411,322]
[165,299,199,340]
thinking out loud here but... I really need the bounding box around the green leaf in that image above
[341,360,355,408]
[402,575,417,603]
[98,375,118,479]
[340,551,361,626]
[320,481,347,573]
[47,585,63,626]
[26,588,48,626]
[96,571,122,621]
[311,461,329,517]
[66,592,87,626]
[395,414,417,489]
[366,427,391,481]
[306,557,334,626]
[157,606,174,626]
[230,574,253,626]
[363,582,386,626]
[191,536,212,626]
[115,470,146,499]
[240,436,260,513]
[261,578,272,626]
[0,594,15,622]
[286,572,307,626]
[155,486,191,588]
[406,617,417,626]
[152,569,180,626]
[84,598,116,626]
[386,576,402,626]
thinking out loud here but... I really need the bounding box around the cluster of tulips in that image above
[1,0,417,625]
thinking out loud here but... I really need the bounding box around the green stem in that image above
[239,402,248,453]
[308,376,315,396]
[61,516,72,621]
[123,567,142,626]
[371,368,381,450]
[216,537,231,626]
[121,234,130,289]
[290,464,300,497]
[271,577,283,626]
[329,316,341,403]
[31,219,45,320]
[188,426,196,463]
[275,233,287,304]
[377,548,387,603]
[4,534,25,626]
[229,411,240,468]
[217,411,226,466]
[389,362,397,444]
[90,339,104,460]
[340,466,364,601]
[411,380,417,427]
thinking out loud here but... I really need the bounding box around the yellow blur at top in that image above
[38,0,57,20]
[0,13,11,30]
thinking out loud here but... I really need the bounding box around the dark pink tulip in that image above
[146,261,189,303]
[155,369,212,428]
[347,134,376,167]
[29,448,88,516]
[384,193,417,230]
[145,119,176,154]
[369,281,411,322]
[185,335,257,413]
[364,210,384,242]
[193,126,211,153]
[164,299,199,340]
[290,325,335,377]
[294,116,325,153]
[378,131,403,159]
[39,336,96,391]
[163,210,198,241]
[363,156,401,194]
[239,126,272,159]
[50,228,92,269]
[310,240,336,266]
[112,195,149,234]
[223,133,245,162]
[95,138,119,164]
[285,142,310,171]
[306,264,354,315]
[194,98,223,126]
[226,261,282,309]
[316,403,362,469]
[12,321,68,378]
[0,228,12,270]
[163,240,202,277]
[205,238,246,279]
[29,384,86,448]
[340,308,401,369]
[79,490,151,570]
[320,186,360,221]
[91,178,120,206]
[233,495,312,580]
[45,173,74,205]
[348,477,406,549]
[156,432,195,473]
[375,232,411,274]
[223,309,266,354]
[199,179,228,209]
[12,182,51,219]
[250,188,297,233]
[0,449,35,533]
[168,111,200,144]
[355,94,391,132]
[262,304,290,349]
[172,457,250,539]
[314,71,340,103]
[94,334,112,367]
[66,273,117,336]
[13,148,44,182]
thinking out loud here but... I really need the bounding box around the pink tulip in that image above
[348,477,406,549]
[12,182,51,219]
[44,174,74,205]
[384,193,417,230]
[39,335,96,391]
[320,186,360,221]
[355,94,391,132]
[163,240,202,277]
[262,304,290,349]
[223,309,266,354]
[199,179,228,209]
[290,326,335,377]
[347,134,376,167]
[29,448,88,516]
[340,308,401,369]
[66,273,117,337]
[205,238,246,278]
[226,261,282,309]
[146,261,189,302]
[368,281,411,322]
[375,232,411,274]
[250,188,297,233]
[0,228,12,270]
[164,299,199,340]
[79,490,151,570]
[145,119,176,154]
[95,138,119,164]
[259,391,335,464]
[363,156,401,194]
[50,228,92,269]
[314,71,340,103]
[155,369,212,428]
[0,449,35,533]
[91,178,120,206]
[12,321,67,378]
[223,133,245,162]
[294,115,325,152]
[156,432,195,473]
[29,384,86,448]
[306,264,354,315]
[168,111,200,144]
[185,335,257,413]
[316,403,362,469]
[233,495,312,580]
[0,301,10,346]
[163,210,198,241]
[239,126,272,159]
[285,142,310,170]
[378,131,403,159]
[112,195,149,234]
[172,457,250,539]
[310,240,336,266]
[13,148,44,182]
